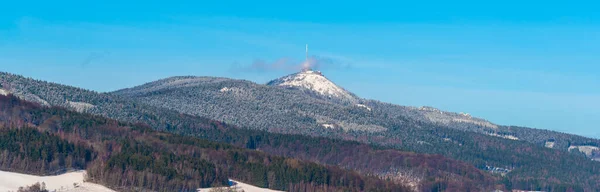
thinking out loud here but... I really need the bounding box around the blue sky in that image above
[1,1,599,138]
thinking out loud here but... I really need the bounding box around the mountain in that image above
[2,71,600,191]
[111,72,600,188]
[266,70,359,103]
[0,72,505,191]
[112,71,600,157]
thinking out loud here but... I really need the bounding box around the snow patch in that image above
[314,116,387,132]
[197,179,282,192]
[220,87,231,92]
[452,118,498,129]
[218,87,247,97]
[321,124,335,129]
[0,170,114,192]
[486,133,519,140]
[417,141,432,145]
[544,141,555,148]
[485,165,512,176]
[419,106,498,129]
[336,121,387,132]
[568,145,600,157]
[15,93,51,107]
[66,101,95,113]
[0,89,9,96]
[356,104,372,111]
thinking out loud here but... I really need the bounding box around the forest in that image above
[0,95,410,192]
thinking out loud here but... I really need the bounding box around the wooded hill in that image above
[1,72,599,191]
[0,95,411,192]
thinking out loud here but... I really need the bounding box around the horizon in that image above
[1,1,599,139]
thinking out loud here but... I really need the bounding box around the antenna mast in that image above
[305,44,308,62]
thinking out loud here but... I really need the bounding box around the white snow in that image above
[15,93,51,107]
[197,179,282,192]
[568,145,600,157]
[274,71,356,101]
[545,141,555,148]
[66,101,95,113]
[0,170,114,192]
[321,124,335,129]
[0,89,9,96]
[219,87,231,92]
[416,141,432,145]
[356,104,372,111]
[419,106,499,129]
[452,118,498,129]
[486,133,519,140]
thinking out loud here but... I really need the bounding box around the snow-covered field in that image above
[0,170,114,192]
[0,170,280,192]
[197,180,283,192]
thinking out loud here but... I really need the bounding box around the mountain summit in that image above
[267,70,359,103]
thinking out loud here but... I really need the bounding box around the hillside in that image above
[0,95,412,192]
[0,72,482,191]
[2,71,600,191]
[112,74,600,158]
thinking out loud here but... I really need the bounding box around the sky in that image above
[1,1,599,138]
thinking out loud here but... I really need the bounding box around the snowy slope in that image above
[197,180,282,192]
[0,170,114,192]
[568,145,600,157]
[267,70,358,103]
[66,100,95,113]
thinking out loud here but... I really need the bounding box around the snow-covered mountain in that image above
[267,70,359,103]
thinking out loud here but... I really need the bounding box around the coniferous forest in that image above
[0,95,411,192]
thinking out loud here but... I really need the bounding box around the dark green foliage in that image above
[0,95,410,192]
[0,127,93,175]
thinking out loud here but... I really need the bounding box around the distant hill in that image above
[113,71,600,158]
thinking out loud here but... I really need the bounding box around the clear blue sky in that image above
[1,1,599,138]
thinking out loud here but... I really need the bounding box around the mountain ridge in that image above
[2,71,600,190]
[110,71,600,158]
